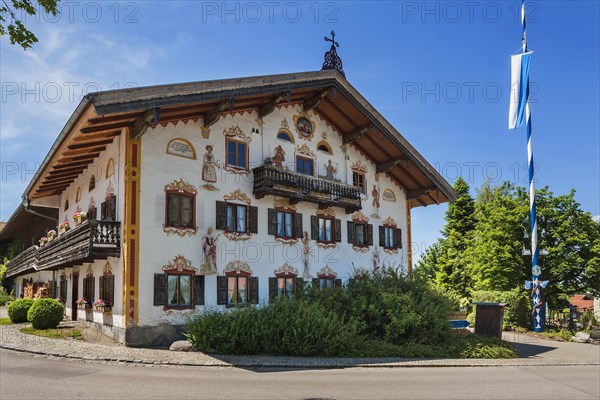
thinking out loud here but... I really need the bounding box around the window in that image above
[277,131,293,142]
[165,192,195,228]
[296,156,314,176]
[216,201,258,234]
[316,140,332,155]
[98,275,115,306]
[311,216,341,243]
[75,187,81,202]
[106,158,115,179]
[154,273,204,309]
[89,175,96,192]
[83,276,95,301]
[64,199,69,211]
[217,274,259,307]
[226,138,247,169]
[312,277,342,290]
[319,218,332,242]
[379,226,402,249]
[269,276,303,300]
[227,204,247,233]
[347,221,373,247]
[353,171,366,193]
[268,209,302,239]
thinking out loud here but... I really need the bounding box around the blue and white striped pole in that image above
[510,0,543,332]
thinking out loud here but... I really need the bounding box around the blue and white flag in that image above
[508,52,533,129]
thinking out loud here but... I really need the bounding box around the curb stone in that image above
[1,323,598,369]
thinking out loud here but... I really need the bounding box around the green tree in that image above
[1,0,59,49]
[468,182,528,291]
[414,240,442,283]
[436,177,476,299]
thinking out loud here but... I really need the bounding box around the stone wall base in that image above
[125,324,186,348]
[80,319,126,344]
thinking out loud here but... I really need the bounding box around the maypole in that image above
[509,0,544,332]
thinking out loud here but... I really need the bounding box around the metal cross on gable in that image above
[324,31,339,48]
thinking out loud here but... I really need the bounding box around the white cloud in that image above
[593,215,600,223]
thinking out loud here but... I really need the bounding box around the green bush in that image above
[0,293,15,306]
[450,334,517,359]
[7,298,34,323]
[27,298,64,329]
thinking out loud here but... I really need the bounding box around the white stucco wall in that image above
[137,105,410,326]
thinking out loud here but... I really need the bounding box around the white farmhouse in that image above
[3,46,455,346]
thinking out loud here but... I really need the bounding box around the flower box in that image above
[94,305,112,313]
[47,230,56,240]
[73,212,87,226]
[78,303,91,310]
[58,221,70,234]
[39,237,49,247]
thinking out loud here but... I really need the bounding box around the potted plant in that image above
[93,299,111,313]
[58,220,70,234]
[39,237,49,247]
[76,298,91,310]
[47,229,57,241]
[73,211,87,225]
[263,156,273,167]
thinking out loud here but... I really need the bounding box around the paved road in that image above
[1,349,599,400]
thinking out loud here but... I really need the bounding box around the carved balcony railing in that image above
[5,220,121,277]
[253,165,362,212]
[5,246,39,278]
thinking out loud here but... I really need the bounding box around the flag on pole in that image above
[508,52,533,129]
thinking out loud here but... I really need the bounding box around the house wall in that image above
[134,105,409,343]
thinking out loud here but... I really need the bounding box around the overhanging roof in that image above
[23,70,456,207]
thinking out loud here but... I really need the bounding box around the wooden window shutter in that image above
[108,196,117,221]
[249,277,259,304]
[268,277,278,302]
[215,201,227,231]
[248,206,258,234]
[100,201,106,221]
[379,226,386,247]
[194,275,205,306]
[334,278,342,288]
[106,275,115,307]
[90,277,95,301]
[267,209,277,236]
[310,216,319,240]
[99,276,105,301]
[367,224,373,246]
[334,219,342,242]
[347,221,355,244]
[295,278,304,296]
[294,213,303,238]
[395,228,403,249]
[153,274,167,306]
[216,276,228,305]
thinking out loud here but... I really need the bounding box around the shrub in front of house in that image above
[27,298,64,329]
[7,298,34,323]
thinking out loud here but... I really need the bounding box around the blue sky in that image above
[1,1,598,262]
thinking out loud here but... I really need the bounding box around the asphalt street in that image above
[1,349,599,400]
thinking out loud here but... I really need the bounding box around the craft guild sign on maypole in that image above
[508,0,548,332]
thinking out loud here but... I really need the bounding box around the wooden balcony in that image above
[6,220,121,276]
[253,165,362,213]
[5,245,39,278]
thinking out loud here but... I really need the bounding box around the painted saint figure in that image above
[202,227,220,274]
[324,159,338,180]
[301,231,311,279]
[372,185,380,209]
[273,145,286,170]
[202,145,217,183]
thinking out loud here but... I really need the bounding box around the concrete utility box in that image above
[474,302,506,338]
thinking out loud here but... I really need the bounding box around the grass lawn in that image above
[0,318,13,325]
[20,326,83,340]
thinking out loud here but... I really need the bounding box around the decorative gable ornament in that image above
[164,178,197,194]
[162,255,197,273]
[321,31,345,77]
[351,160,368,173]
[295,143,315,158]
[274,263,298,276]
[223,125,252,142]
[223,188,252,205]
[223,260,252,275]
[317,265,337,278]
